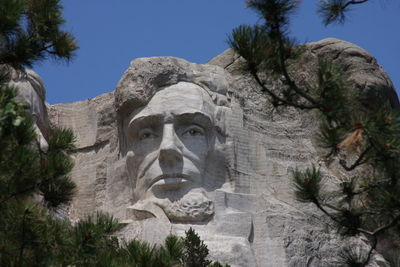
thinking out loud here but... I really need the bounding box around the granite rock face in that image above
[8,67,50,152]
[45,38,398,266]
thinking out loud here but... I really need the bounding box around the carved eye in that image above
[138,129,156,140]
[182,125,204,137]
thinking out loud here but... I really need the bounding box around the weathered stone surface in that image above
[8,67,50,152]
[209,38,399,108]
[307,38,399,108]
[44,38,398,266]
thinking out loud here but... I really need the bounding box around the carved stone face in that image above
[125,82,219,207]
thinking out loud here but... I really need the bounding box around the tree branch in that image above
[312,199,377,237]
[18,209,29,265]
[0,185,37,206]
[274,25,321,108]
[251,70,318,110]
[371,213,400,236]
[343,0,369,10]
[339,146,371,171]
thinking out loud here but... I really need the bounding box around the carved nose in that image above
[158,124,182,166]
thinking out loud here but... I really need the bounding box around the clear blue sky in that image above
[33,1,400,104]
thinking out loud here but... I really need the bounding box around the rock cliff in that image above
[37,38,398,266]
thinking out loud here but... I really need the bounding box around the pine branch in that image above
[370,214,400,236]
[311,180,400,237]
[317,193,400,238]
[229,2,322,111]
[364,131,399,186]
[18,209,29,265]
[343,0,369,9]
[0,185,37,206]
[316,200,374,237]
[234,0,400,262]
[313,200,357,231]
[339,146,371,171]
[251,69,318,109]
[274,26,320,107]
[318,0,370,25]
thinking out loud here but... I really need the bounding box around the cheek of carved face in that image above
[127,118,211,198]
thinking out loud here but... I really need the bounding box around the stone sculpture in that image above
[123,81,225,222]
[7,67,50,153]
[112,59,257,265]
[47,38,398,266]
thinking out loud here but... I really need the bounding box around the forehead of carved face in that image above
[125,82,218,201]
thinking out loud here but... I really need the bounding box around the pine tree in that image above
[0,0,77,265]
[182,227,211,267]
[317,0,370,25]
[228,0,400,265]
[0,2,231,266]
[0,0,78,68]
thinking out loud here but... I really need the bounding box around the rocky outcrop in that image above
[209,38,399,108]
[46,38,397,266]
[8,67,50,152]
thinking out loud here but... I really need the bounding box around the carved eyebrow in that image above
[128,114,163,132]
[128,112,213,132]
[173,112,213,128]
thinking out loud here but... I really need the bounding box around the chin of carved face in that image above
[154,191,214,222]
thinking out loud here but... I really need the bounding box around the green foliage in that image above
[0,1,231,265]
[317,116,346,154]
[0,0,78,69]
[0,0,80,265]
[228,0,300,77]
[314,59,357,120]
[0,0,78,207]
[182,227,211,267]
[0,84,39,203]
[7,215,229,267]
[228,24,299,76]
[0,82,78,264]
[0,201,75,266]
[47,127,76,152]
[0,0,231,265]
[387,254,400,267]
[317,0,350,25]
[317,0,369,26]
[247,0,298,31]
[0,79,77,207]
[0,82,30,136]
[292,165,322,204]
[162,234,184,264]
[121,234,185,267]
[228,25,270,72]
[230,0,400,263]
[123,239,159,266]
[68,212,123,266]
[0,198,228,266]
[39,127,76,207]
[229,1,320,110]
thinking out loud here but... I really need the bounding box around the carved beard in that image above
[154,191,214,222]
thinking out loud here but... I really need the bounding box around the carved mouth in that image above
[150,174,190,190]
